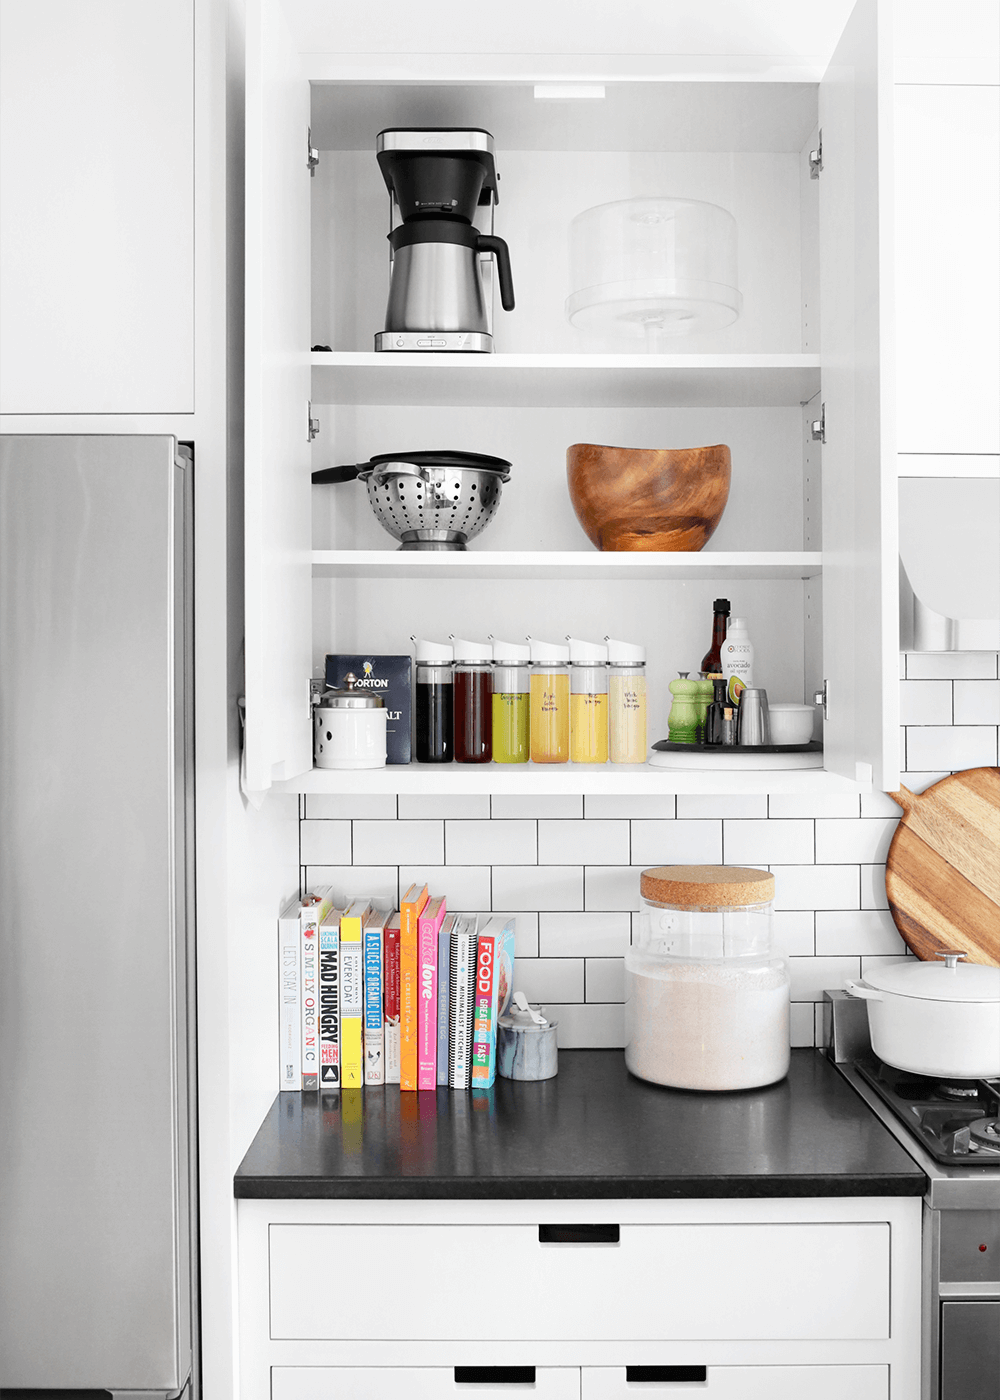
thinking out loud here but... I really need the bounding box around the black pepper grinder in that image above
[704,676,729,746]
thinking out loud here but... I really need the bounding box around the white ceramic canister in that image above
[313,671,387,769]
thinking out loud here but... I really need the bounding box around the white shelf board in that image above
[273,761,860,798]
[310,352,821,409]
[311,550,823,580]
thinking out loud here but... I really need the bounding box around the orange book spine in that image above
[399,883,429,1091]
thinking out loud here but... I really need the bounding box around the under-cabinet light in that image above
[533,84,606,100]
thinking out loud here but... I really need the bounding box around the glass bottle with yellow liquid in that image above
[489,636,530,763]
[528,638,570,764]
[606,637,647,763]
[567,637,608,763]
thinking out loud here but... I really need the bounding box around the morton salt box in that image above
[325,654,411,764]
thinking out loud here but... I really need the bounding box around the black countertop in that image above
[234,1049,928,1200]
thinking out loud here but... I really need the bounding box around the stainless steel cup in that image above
[738,688,770,746]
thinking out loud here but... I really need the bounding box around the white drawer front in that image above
[582,1365,888,1400]
[268,1222,889,1342]
[272,1367,580,1400]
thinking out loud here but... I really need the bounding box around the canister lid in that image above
[490,636,530,664]
[640,865,775,907]
[412,636,454,663]
[317,672,385,709]
[528,637,569,665]
[605,637,646,664]
[566,637,608,664]
[450,636,493,663]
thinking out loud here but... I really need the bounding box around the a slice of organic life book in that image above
[300,888,335,1091]
[437,912,455,1087]
[318,899,347,1090]
[278,894,301,1091]
[383,912,401,1085]
[417,895,447,1090]
[470,916,516,1090]
[448,913,478,1090]
[399,883,429,1091]
[339,899,371,1088]
[363,907,389,1086]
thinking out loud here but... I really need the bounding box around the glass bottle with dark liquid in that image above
[451,637,493,763]
[412,637,453,763]
[700,597,731,676]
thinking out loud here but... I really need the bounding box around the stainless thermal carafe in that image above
[383,222,514,347]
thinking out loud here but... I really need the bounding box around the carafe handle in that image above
[477,234,516,311]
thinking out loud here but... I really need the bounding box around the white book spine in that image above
[448,919,476,1090]
[277,897,301,1091]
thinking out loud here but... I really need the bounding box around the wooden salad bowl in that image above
[566,442,731,552]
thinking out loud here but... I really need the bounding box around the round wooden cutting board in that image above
[885,767,1000,966]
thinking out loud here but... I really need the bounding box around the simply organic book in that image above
[399,883,428,1092]
[470,916,516,1089]
[363,908,389,1086]
[417,895,447,1091]
[339,900,370,1088]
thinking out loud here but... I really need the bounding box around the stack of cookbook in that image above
[278,883,515,1093]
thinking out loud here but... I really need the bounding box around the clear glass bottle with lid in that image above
[412,636,453,764]
[567,637,608,763]
[450,637,493,764]
[625,865,790,1091]
[490,637,530,764]
[606,637,647,763]
[528,638,569,764]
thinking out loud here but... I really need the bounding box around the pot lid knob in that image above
[933,949,969,970]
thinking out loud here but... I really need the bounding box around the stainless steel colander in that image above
[312,450,511,550]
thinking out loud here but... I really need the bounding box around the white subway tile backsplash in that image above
[585,794,675,818]
[768,793,860,819]
[676,794,768,819]
[445,819,536,865]
[539,819,629,866]
[631,819,722,865]
[493,912,538,959]
[492,865,583,911]
[815,817,897,864]
[305,794,396,820]
[515,958,585,1004]
[353,820,443,865]
[860,864,890,910]
[585,865,641,912]
[304,866,399,908]
[899,679,952,726]
[953,679,1000,725]
[772,865,859,911]
[789,1002,816,1048]
[788,955,861,1002]
[491,794,582,819]
[905,651,998,680]
[586,957,625,1003]
[549,1003,625,1049]
[772,910,815,957]
[539,911,631,958]
[861,953,914,979]
[815,910,906,956]
[398,794,490,819]
[906,724,998,771]
[724,819,814,865]
[398,865,490,912]
[299,820,352,866]
[860,790,904,817]
[900,770,950,793]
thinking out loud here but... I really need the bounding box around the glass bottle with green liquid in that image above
[489,637,530,763]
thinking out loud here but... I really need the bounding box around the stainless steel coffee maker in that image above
[374,128,515,353]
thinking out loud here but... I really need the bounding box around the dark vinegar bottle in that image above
[452,641,493,763]
[700,598,731,676]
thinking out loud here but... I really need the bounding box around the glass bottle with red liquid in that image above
[700,598,730,676]
[450,637,493,763]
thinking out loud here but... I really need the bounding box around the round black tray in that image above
[651,739,823,755]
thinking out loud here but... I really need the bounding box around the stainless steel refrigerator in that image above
[0,435,197,1396]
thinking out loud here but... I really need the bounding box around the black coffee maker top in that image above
[376,128,499,220]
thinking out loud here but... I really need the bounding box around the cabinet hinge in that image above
[307,129,319,176]
[813,681,828,719]
[809,404,826,443]
[308,403,320,442]
[809,132,823,180]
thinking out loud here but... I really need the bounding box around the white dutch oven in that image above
[845,952,1000,1079]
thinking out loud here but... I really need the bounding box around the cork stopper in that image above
[640,864,775,908]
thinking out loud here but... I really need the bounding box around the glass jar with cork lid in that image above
[625,865,790,1091]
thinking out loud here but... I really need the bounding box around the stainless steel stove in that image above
[825,992,1000,1400]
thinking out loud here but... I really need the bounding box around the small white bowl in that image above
[768,703,816,746]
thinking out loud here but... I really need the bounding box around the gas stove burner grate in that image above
[969,1116,1000,1152]
[934,1079,984,1101]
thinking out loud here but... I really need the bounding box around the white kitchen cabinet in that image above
[0,0,195,415]
[274,1368,581,1400]
[243,0,900,798]
[581,1365,888,1399]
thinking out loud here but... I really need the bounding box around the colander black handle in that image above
[311,463,364,484]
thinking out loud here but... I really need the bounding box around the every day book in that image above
[318,900,347,1089]
[448,913,478,1090]
[340,900,370,1088]
[437,912,455,1087]
[300,888,335,1091]
[363,908,389,1086]
[471,916,516,1090]
[383,912,401,1085]
[417,895,447,1090]
[399,883,428,1092]
[277,894,301,1091]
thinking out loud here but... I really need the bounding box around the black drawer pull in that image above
[454,1367,536,1385]
[626,1366,708,1383]
[538,1223,620,1244]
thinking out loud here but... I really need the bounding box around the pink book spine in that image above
[417,896,447,1090]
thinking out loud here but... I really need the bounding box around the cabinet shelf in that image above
[311,550,823,581]
[310,352,821,409]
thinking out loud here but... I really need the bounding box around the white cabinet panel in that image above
[894,85,1000,456]
[0,0,194,414]
[273,1368,580,1400]
[582,1364,887,1400]
[269,1222,889,1343]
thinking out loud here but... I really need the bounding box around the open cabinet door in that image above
[244,0,313,793]
[819,0,899,791]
